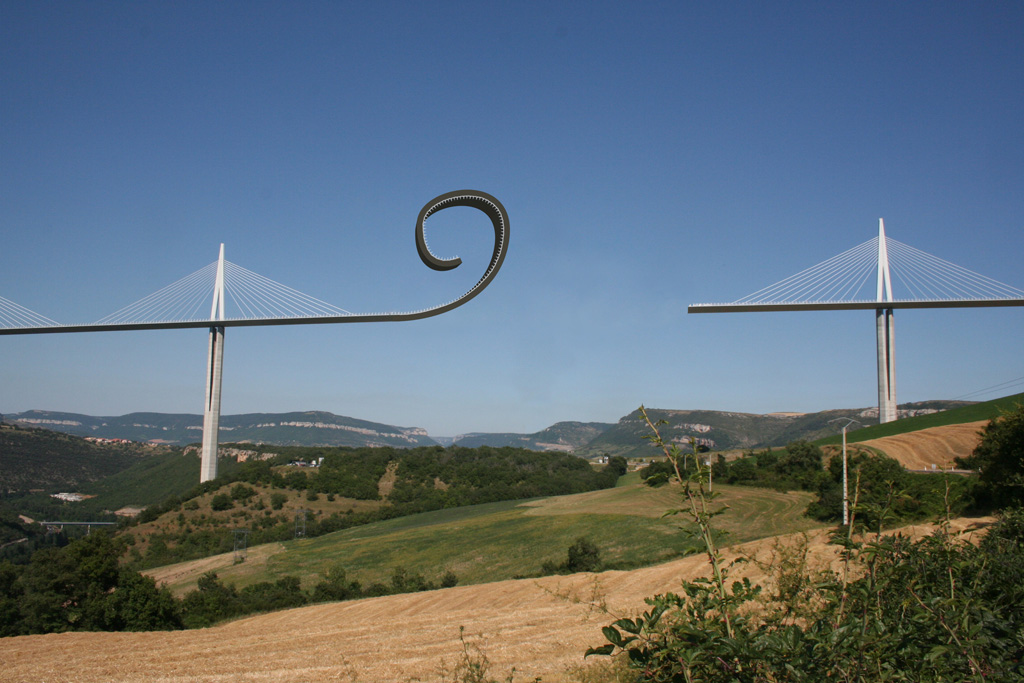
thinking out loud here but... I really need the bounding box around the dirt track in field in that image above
[0,518,990,683]
[856,421,987,470]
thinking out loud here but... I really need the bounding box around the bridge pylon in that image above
[875,220,897,423]
[688,219,1024,425]
[200,244,226,483]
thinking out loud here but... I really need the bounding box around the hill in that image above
[854,421,987,470]
[575,400,974,460]
[1,517,989,682]
[0,421,171,492]
[450,421,614,451]
[7,399,979,460]
[142,480,820,597]
[5,410,438,448]
[817,391,1024,446]
[119,445,626,570]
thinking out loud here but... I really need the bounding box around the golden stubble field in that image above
[0,518,990,683]
[856,420,987,470]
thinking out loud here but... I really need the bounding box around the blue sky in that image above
[2,1,1022,436]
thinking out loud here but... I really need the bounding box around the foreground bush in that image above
[588,407,1024,682]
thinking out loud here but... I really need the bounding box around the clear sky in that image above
[2,2,1022,436]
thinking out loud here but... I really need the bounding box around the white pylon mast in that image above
[200,244,227,482]
[211,243,225,321]
[875,220,897,423]
[876,219,893,302]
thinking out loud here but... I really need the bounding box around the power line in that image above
[952,376,1024,401]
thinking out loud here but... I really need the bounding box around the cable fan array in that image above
[92,260,352,326]
[0,296,60,330]
[730,236,1024,306]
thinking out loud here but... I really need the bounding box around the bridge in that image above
[690,219,1024,423]
[1,190,510,481]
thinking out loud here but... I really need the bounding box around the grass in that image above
[816,391,1023,446]
[146,480,821,596]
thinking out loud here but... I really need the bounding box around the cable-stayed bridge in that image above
[1,190,510,481]
[1,190,509,334]
[689,219,1024,423]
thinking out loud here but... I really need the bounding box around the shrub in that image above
[230,484,256,502]
[210,494,233,512]
[588,407,1024,682]
[566,537,602,573]
[956,403,1024,509]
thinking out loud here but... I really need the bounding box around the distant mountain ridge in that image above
[6,401,974,457]
[6,410,436,449]
[574,400,976,460]
[450,421,615,451]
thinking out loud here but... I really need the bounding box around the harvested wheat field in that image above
[0,518,991,683]
[857,420,987,470]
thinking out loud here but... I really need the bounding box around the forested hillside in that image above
[577,400,976,460]
[0,422,168,491]
[121,445,627,569]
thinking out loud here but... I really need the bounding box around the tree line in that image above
[641,438,981,527]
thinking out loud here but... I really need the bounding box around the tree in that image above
[180,572,240,628]
[727,457,757,483]
[12,532,181,634]
[774,440,825,489]
[210,493,233,511]
[956,404,1024,508]
[105,570,182,631]
[566,537,601,572]
[604,455,628,478]
[230,483,256,502]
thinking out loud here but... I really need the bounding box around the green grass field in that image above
[816,392,1023,446]
[148,476,820,595]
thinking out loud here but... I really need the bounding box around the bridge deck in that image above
[689,298,1024,313]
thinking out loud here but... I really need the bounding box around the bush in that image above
[956,403,1024,509]
[230,484,256,502]
[210,494,233,511]
[566,537,602,573]
[588,408,1024,681]
[0,533,182,635]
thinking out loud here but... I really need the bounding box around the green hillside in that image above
[816,392,1024,446]
[117,444,626,570]
[145,479,822,596]
[453,421,614,450]
[0,422,170,492]
[577,400,977,460]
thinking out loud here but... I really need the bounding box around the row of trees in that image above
[231,445,627,504]
[642,439,981,527]
[0,530,461,636]
[2,526,623,635]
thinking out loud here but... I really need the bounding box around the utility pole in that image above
[829,417,861,525]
